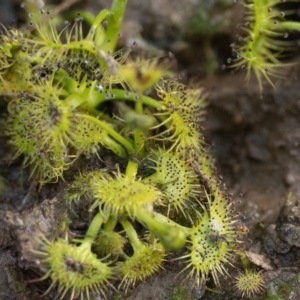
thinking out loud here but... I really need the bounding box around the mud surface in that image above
[1,0,300,299]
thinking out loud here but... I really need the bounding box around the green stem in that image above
[83,89,163,111]
[86,81,98,102]
[75,113,135,154]
[133,131,144,153]
[101,133,127,158]
[64,84,163,113]
[135,208,190,251]
[239,251,252,271]
[266,282,277,297]
[134,95,145,155]
[103,216,118,231]
[125,160,138,179]
[82,211,104,247]
[120,219,142,251]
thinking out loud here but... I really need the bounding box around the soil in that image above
[1,0,300,300]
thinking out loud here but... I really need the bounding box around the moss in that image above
[172,286,190,300]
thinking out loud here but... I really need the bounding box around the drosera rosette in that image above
[4,0,183,184]
[233,250,266,298]
[118,219,166,292]
[178,189,243,289]
[2,0,180,184]
[31,212,115,300]
[230,0,300,90]
[234,269,265,298]
[0,0,254,297]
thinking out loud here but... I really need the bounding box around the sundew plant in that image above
[1,0,299,299]
[230,0,300,90]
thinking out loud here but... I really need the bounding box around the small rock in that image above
[285,172,297,185]
[277,223,300,248]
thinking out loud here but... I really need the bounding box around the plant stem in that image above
[135,208,189,251]
[125,160,138,179]
[103,216,118,231]
[134,95,145,155]
[120,219,141,251]
[82,211,104,247]
[84,89,163,110]
[239,251,252,270]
